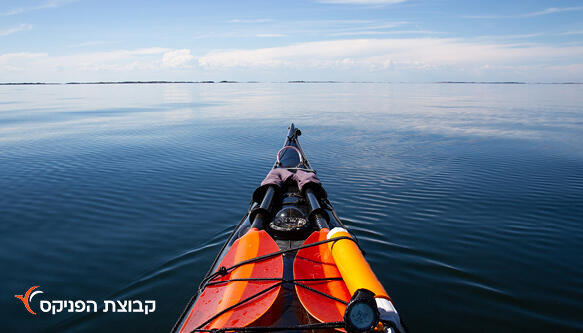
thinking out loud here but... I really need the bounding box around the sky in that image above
[1,0,582,82]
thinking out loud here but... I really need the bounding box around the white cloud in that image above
[188,20,407,40]
[331,30,440,36]
[0,52,47,63]
[0,48,171,75]
[227,18,273,23]
[318,0,406,4]
[161,49,195,68]
[475,30,583,41]
[0,24,33,36]
[315,19,374,24]
[522,6,583,17]
[69,41,113,47]
[1,0,78,16]
[465,6,583,19]
[196,38,583,79]
[306,20,412,37]
[561,30,583,36]
[68,48,171,71]
[476,32,546,40]
[2,40,583,82]
[331,22,407,33]
[255,33,287,38]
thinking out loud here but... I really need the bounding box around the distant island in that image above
[1,81,582,85]
[0,82,60,85]
[436,81,583,85]
[66,81,219,84]
[288,80,340,83]
[437,81,526,84]
[0,81,233,85]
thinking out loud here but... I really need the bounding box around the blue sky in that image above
[1,0,582,82]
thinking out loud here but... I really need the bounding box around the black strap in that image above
[199,235,358,291]
[206,277,342,286]
[191,321,345,332]
[188,235,359,332]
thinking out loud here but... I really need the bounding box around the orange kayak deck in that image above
[178,229,283,332]
[294,229,352,326]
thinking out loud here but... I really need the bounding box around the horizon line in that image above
[1,80,583,85]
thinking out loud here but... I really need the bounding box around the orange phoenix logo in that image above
[15,286,44,315]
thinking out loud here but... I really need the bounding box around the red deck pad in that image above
[293,229,351,327]
[179,229,283,332]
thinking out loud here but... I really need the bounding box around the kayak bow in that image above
[173,124,406,333]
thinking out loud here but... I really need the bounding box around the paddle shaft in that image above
[306,188,329,230]
[251,186,276,229]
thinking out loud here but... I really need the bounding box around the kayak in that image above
[172,124,407,333]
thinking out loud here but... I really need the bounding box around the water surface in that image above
[1,83,582,332]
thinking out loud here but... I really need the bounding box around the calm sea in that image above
[1,83,582,332]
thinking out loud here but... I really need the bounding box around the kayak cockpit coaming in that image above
[275,123,314,172]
